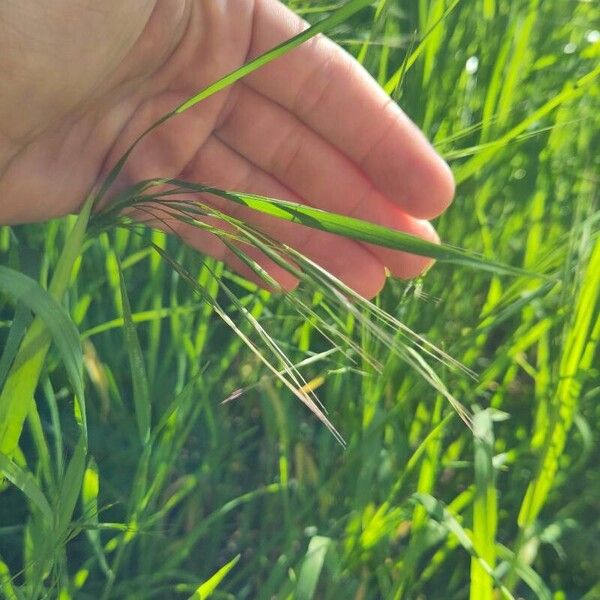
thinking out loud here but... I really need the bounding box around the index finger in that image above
[245,0,455,220]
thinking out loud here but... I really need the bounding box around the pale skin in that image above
[0,0,455,298]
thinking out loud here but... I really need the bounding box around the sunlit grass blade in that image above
[455,63,600,184]
[174,0,373,116]
[0,302,31,389]
[80,303,205,339]
[295,536,333,600]
[82,457,112,578]
[0,195,92,461]
[187,554,240,600]
[0,559,18,600]
[384,0,460,95]
[0,264,87,456]
[470,408,500,600]
[0,451,53,523]
[494,7,538,130]
[518,238,600,529]
[385,412,456,506]
[129,181,546,279]
[412,493,515,600]
[442,118,590,161]
[0,266,84,399]
[98,180,548,281]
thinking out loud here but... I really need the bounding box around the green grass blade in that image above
[470,409,498,600]
[384,0,460,96]
[128,183,546,278]
[187,554,240,600]
[116,253,151,446]
[495,8,538,129]
[412,493,515,600]
[0,266,85,456]
[43,377,65,480]
[0,558,18,600]
[0,303,31,389]
[0,451,53,523]
[200,189,528,276]
[518,238,600,529]
[0,195,91,457]
[295,536,333,600]
[209,189,543,277]
[56,435,87,538]
[455,63,600,184]
[82,457,112,578]
[496,545,551,600]
[0,266,83,401]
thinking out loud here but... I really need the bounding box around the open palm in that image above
[0,0,454,298]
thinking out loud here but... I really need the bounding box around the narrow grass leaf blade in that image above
[0,267,85,455]
[496,545,551,600]
[187,554,240,599]
[116,254,151,446]
[82,457,112,577]
[296,536,332,600]
[56,435,87,537]
[165,184,543,278]
[412,493,515,600]
[0,451,53,523]
[0,266,84,400]
[384,0,460,95]
[0,559,18,600]
[518,238,600,528]
[0,303,31,389]
[471,409,497,600]
[455,63,600,184]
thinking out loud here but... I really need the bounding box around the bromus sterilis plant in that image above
[1,0,598,598]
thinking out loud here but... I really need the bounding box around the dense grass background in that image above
[1,0,599,598]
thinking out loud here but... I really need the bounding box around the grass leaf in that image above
[412,493,515,600]
[187,554,240,600]
[115,252,151,446]
[0,451,53,523]
[56,435,87,539]
[471,409,498,600]
[295,536,333,600]
[82,457,112,577]
[121,182,547,279]
[0,266,85,456]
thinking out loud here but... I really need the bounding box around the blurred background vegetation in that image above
[0,0,599,598]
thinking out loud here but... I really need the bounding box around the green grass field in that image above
[1,0,599,598]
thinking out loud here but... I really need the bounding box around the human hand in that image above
[0,0,454,298]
